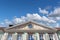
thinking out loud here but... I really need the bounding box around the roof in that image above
[0,21,60,32]
[55,28,60,31]
[5,20,57,31]
[0,27,5,32]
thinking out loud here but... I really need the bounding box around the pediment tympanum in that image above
[5,21,56,32]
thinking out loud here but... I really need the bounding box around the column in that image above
[1,33,8,40]
[32,34,36,40]
[12,32,18,40]
[43,34,45,40]
[45,33,49,40]
[23,32,28,40]
[20,34,23,40]
[53,33,59,40]
[22,32,28,40]
[35,33,40,40]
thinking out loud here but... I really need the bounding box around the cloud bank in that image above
[0,7,60,27]
[49,7,60,17]
[39,8,49,14]
[0,13,57,27]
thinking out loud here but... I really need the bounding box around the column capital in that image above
[4,33,8,35]
[35,32,39,34]
[45,33,49,35]
[14,32,18,35]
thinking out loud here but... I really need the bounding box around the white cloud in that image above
[26,13,56,23]
[0,19,13,27]
[55,23,60,27]
[0,13,57,27]
[4,19,12,25]
[39,8,49,14]
[13,18,22,24]
[13,16,26,24]
[42,16,56,23]
[0,22,5,27]
[26,13,42,20]
[0,7,58,27]
[42,16,49,21]
[49,7,60,17]
[0,22,4,25]
[49,20,56,23]
[56,17,60,20]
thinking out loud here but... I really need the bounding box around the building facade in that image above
[0,21,60,40]
[56,28,60,40]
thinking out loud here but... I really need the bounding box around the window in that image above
[49,34,53,40]
[28,34,34,40]
[8,34,12,40]
[40,34,44,40]
[17,34,22,40]
[28,24,32,28]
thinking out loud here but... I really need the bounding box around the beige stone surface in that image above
[6,23,54,31]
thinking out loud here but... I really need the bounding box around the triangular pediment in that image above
[5,21,57,32]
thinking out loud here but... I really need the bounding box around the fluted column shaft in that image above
[35,33,39,40]
[43,34,46,40]
[1,33,8,40]
[53,33,59,40]
[21,34,24,40]
[22,32,28,40]
[12,32,18,40]
[45,33,49,40]
[32,34,36,40]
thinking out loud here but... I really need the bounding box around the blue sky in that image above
[0,0,60,27]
